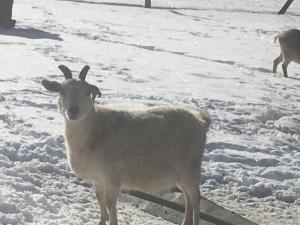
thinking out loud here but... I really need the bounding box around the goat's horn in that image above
[79,65,90,81]
[58,65,72,79]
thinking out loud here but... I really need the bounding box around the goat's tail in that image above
[198,111,211,131]
[273,35,280,44]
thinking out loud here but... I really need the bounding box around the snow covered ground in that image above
[0,0,300,224]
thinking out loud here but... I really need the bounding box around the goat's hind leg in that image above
[273,53,283,73]
[181,179,200,225]
[191,187,200,225]
[178,185,193,225]
[282,60,290,78]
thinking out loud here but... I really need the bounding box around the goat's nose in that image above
[68,106,79,118]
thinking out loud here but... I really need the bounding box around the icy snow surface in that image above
[0,0,300,224]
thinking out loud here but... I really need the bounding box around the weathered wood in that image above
[0,0,15,28]
[128,190,236,225]
[170,188,258,225]
[278,0,294,14]
[145,0,151,8]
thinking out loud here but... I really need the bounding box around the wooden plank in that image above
[128,191,258,225]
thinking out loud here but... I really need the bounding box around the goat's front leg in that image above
[104,181,120,225]
[95,184,109,225]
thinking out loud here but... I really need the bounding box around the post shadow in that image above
[0,27,63,41]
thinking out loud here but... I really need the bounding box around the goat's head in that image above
[42,65,101,122]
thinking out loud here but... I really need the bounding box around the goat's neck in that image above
[64,109,97,151]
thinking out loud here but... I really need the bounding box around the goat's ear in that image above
[58,65,72,79]
[79,65,90,81]
[89,84,101,102]
[42,80,61,93]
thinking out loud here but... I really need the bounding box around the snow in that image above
[0,0,300,224]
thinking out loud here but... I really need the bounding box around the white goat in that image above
[273,29,300,78]
[42,65,211,225]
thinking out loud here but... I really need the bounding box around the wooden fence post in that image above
[0,0,15,28]
[278,0,294,14]
[145,0,151,8]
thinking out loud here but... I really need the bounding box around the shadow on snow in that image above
[0,27,63,41]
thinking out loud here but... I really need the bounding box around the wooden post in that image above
[145,0,151,8]
[278,0,294,14]
[0,0,15,28]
